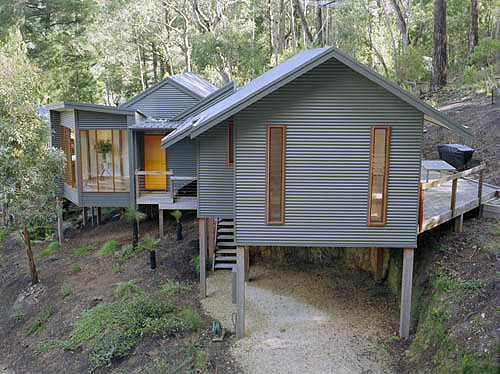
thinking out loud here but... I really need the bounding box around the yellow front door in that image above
[144,135,167,190]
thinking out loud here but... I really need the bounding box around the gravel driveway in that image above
[202,263,398,374]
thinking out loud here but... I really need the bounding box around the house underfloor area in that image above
[202,263,399,374]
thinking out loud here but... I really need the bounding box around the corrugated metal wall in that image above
[80,192,131,207]
[234,58,423,248]
[166,137,197,191]
[50,111,64,195]
[78,110,128,129]
[60,110,75,130]
[64,184,79,205]
[124,83,199,119]
[198,123,234,218]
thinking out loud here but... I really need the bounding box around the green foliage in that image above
[72,244,96,257]
[433,272,483,294]
[70,263,81,272]
[115,243,137,260]
[139,235,159,251]
[0,225,12,243]
[169,210,182,223]
[482,238,500,255]
[61,283,72,298]
[25,309,51,336]
[95,240,119,256]
[159,281,192,297]
[471,37,500,66]
[112,264,122,273]
[9,310,24,321]
[38,241,62,257]
[64,295,192,371]
[463,65,477,85]
[191,255,200,274]
[122,205,146,222]
[34,339,62,354]
[179,309,200,331]
[488,221,500,235]
[395,46,430,88]
[114,280,140,299]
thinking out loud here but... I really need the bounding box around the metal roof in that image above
[162,47,472,149]
[120,73,218,109]
[130,118,180,130]
[45,101,136,116]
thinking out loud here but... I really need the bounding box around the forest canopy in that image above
[1,0,499,106]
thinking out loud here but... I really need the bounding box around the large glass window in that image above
[368,126,390,225]
[60,125,76,188]
[267,125,285,224]
[80,130,129,192]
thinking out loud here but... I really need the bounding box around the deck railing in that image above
[418,164,485,232]
[168,175,198,202]
[135,169,197,204]
[135,169,173,199]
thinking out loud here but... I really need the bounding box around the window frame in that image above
[266,125,285,225]
[227,120,234,166]
[60,125,76,189]
[368,125,390,226]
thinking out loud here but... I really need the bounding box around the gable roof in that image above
[162,47,472,149]
[45,101,137,116]
[120,72,218,109]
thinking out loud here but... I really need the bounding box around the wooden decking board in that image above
[420,177,499,233]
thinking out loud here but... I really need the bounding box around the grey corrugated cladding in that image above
[234,59,422,248]
[45,102,135,116]
[198,123,234,218]
[60,111,75,130]
[80,193,131,207]
[169,72,218,98]
[166,137,197,191]
[49,110,64,195]
[130,119,180,130]
[78,110,128,129]
[162,47,471,148]
[121,82,200,119]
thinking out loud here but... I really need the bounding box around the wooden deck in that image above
[420,167,499,233]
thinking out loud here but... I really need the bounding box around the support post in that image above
[82,207,88,226]
[418,183,424,233]
[91,207,95,227]
[477,169,483,205]
[454,214,463,232]
[199,218,207,299]
[208,218,215,269]
[244,247,249,282]
[57,198,64,245]
[373,248,384,282]
[159,209,164,239]
[236,246,246,339]
[451,178,457,217]
[399,248,414,338]
[96,207,102,226]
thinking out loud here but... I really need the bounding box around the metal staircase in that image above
[213,219,236,270]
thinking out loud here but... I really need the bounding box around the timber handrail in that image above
[418,163,486,233]
[170,176,198,181]
[135,170,173,176]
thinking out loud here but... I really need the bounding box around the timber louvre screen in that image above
[368,125,390,225]
[267,125,285,224]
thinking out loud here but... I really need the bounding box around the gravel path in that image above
[202,263,398,374]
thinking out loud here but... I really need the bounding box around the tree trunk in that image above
[431,0,448,92]
[380,0,398,76]
[466,0,479,64]
[293,0,313,43]
[132,220,138,249]
[23,225,39,285]
[496,7,500,39]
[152,42,158,82]
[389,0,409,51]
[316,6,323,46]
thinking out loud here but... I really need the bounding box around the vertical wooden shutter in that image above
[267,125,285,224]
[368,126,390,225]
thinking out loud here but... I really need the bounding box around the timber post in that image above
[372,248,384,282]
[82,207,88,226]
[159,209,164,239]
[208,218,215,269]
[199,218,207,299]
[96,207,102,226]
[399,248,414,338]
[57,198,64,245]
[236,246,246,339]
[454,214,464,232]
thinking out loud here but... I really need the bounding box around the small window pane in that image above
[369,127,389,224]
[227,121,234,165]
[268,126,284,223]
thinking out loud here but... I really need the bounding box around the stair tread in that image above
[214,256,237,261]
[218,222,234,226]
[218,242,236,247]
[216,249,236,254]
[214,263,236,269]
[217,235,235,240]
[218,228,234,233]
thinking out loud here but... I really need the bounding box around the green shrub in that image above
[472,37,500,65]
[25,309,50,336]
[0,226,12,243]
[170,210,182,223]
[35,339,62,354]
[114,280,140,299]
[61,283,72,298]
[191,255,200,274]
[64,295,190,371]
[115,243,135,260]
[38,241,62,257]
[72,244,96,257]
[179,309,200,331]
[463,65,477,85]
[95,240,119,256]
[9,310,24,321]
[139,235,159,251]
[482,238,500,255]
[159,281,192,297]
[70,263,81,272]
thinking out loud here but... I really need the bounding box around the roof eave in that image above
[45,101,136,116]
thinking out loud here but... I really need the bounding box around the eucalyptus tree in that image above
[0,32,65,285]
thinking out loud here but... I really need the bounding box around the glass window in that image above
[267,125,285,224]
[80,129,129,192]
[60,125,76,188]
[227,120,234,165]
[368,126,390,225]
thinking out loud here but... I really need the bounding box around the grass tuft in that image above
[482,238,500,255]
[70,263,81,272]
[114,280,140,299]
[61,283,72,298]
[159,281,192,297]
[34,339,62,354]
[25,309,50,336]
[72,244,96,257]
[9,310,24,321]
[95,240,119,257]
[38,242,62,257]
